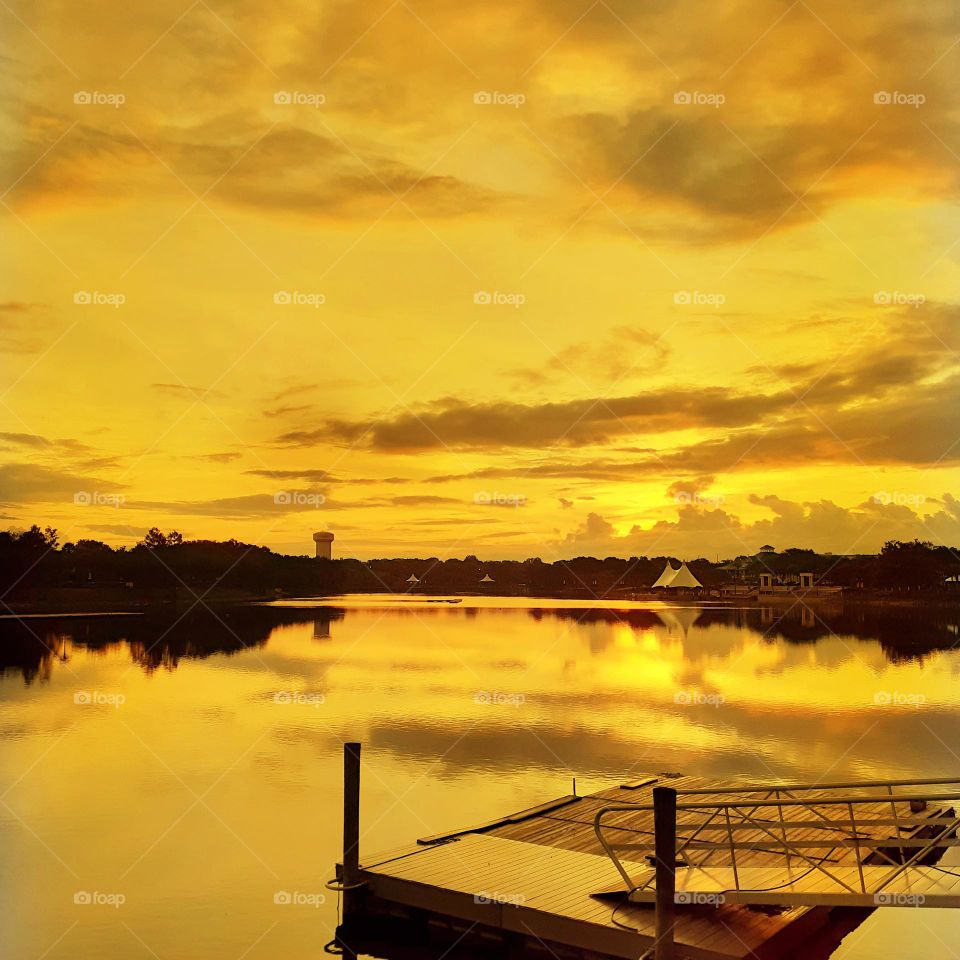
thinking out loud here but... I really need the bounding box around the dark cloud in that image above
[197,452,242,463]
[245,469,408,484]
[0,463,125,504]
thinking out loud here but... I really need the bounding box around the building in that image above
[313,531,334,560]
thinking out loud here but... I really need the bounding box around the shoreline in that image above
[3,586,958,617]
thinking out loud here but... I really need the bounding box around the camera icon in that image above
[674,91,692,105]
[73,491,92,505]
[274,91,292,105]
[473,91,492,105]
[74,91,92,105]
[274,891,292,905]
[873,291,891,305]
[673,290,691,305]
[872,491,891,505]
[674,491,692,504]
[473,291,491,305]
[873,691,892,705]
[874,91,891,105]
[474,690,491,704]
[273,691,292,704]
[273,291,292,305]
[274,491,292,505]
[74,290,92,305]
[473,491,492,504]
[73,891,92,905]
[73,691,92,704]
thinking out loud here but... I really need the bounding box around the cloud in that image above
[152,383,225,400]
[197,452,242,463]
[0,463,125,504]
[555,494,960,560]
[276,385,798,451]
[507,326,670,387]
[245,469,408,484]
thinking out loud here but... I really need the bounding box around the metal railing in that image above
[593,777,960,960]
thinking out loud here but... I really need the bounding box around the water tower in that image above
[313,531,334,559]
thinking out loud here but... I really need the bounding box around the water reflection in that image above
[2,597,959,960]
[2,599,958,684]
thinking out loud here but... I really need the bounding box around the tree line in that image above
[1,525,958,599]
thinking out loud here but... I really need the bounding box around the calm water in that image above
[2,596,959,959]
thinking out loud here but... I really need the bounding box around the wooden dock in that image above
[331,747,959,960]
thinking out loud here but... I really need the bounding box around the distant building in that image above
[406,574,420,584]
[479,573,494,584]
[757,544,776,556]
[313,531,334,560]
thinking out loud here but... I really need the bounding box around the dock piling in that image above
[343,741,361,902]
[653,786,677,960]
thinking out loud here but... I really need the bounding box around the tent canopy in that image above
[651,561,703,589]
[651,562,677,588]
[669,562,702,588]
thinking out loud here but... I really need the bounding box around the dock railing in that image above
[594,777,960,960]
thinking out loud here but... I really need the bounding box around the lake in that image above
[2,596,959,959]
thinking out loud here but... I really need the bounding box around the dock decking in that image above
[334,758,959,960]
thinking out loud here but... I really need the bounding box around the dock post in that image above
[337,741,362,959]
[343,741,361,907]
[653,786,677,960]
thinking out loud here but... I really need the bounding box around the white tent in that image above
[669,562,702,589]
[651,563,678,588]
[406,574,420,583]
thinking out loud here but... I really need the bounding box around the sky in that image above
[2,0,959,560]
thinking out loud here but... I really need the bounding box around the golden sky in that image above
[2,0,959,559]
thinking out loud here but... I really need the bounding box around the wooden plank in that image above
[417,794,580,844]
[621,776,659,790]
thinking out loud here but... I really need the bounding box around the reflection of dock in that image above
[332,746,959,960]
